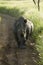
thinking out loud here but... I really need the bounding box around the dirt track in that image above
[0,13,40,65]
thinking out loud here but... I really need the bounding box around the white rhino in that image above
[14,17,34,48]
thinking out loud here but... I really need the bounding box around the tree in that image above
[33,0,40,11]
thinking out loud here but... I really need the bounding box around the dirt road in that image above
[0,13,40,65]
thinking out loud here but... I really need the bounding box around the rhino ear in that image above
[24,19,27,23]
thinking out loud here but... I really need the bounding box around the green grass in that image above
[0,1,43,65]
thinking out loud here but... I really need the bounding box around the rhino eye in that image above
[21,33,24,37]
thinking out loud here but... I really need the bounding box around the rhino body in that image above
[14,17,34,48]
